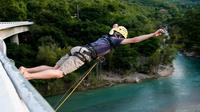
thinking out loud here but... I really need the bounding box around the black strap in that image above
[84,44,97,59]
[69,48,90,63]
[73,52,88,63]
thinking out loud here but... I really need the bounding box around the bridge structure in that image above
[0,21,33,44]
[0,21,55,112]
[0,21,34,54]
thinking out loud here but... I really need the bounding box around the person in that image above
[19,24,165,80]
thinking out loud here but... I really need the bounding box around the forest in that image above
[0,0,199,95]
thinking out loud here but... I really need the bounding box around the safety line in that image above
[54,61,99,112]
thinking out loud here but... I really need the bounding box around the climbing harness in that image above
[84,44,97,59]
[73,51,88,63]
[54,57,103,112]
[70,46,95,63]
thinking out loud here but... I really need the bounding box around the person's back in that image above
[88,35,123,56]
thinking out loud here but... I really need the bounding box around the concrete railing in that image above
[0,39,6,55]
[0,21,55,112]
[0,51,55,112]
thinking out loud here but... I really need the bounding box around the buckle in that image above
[97,56,105,63]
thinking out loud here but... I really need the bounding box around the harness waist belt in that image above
[84,44,97,59]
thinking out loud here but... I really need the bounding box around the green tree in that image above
[0,0,27,21]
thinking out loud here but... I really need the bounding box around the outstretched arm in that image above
[120,29,164,45]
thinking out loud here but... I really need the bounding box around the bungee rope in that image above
[54,58,103,112]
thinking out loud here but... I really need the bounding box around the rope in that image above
[54,60,99,112]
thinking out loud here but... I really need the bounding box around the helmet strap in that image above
[113,32,124,38]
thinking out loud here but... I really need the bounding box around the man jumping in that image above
[19,24,165,80]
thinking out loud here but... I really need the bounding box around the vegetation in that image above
[0,0,199,95]
[174,6,200,54]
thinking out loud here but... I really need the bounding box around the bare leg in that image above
[23,69,64,80]
[19,65,54,74]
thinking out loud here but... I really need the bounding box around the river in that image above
[46,53,200,112]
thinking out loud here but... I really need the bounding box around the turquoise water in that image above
[46,54,200,112]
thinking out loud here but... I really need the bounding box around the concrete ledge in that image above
[0,39,6,55]
[0,52,55,112]
[0,62,29,112]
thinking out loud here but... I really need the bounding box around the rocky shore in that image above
[183,50,200,58]
[37,64,174,96]
[157,64,174,77]
[103,65,173,82]
[80,64,174,90]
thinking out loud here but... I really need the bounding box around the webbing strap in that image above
[69,47,91,63]
[84,44,97,59]
[73,52,88,63]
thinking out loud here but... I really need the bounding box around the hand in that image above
[153,29,165,37]
[54,65,60,69]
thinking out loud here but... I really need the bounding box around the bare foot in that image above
[19,66,27,74]
[23,70,31,80]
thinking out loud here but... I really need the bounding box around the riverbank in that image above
[35,64,174,96]
[46,54,200,112]
[183,50,200,58]
[79,64,174,90]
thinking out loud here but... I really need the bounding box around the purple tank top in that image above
[89,35,124,56]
